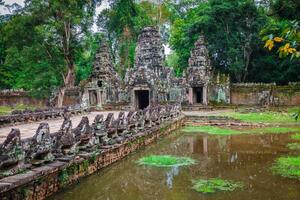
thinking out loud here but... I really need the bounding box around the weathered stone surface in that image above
[0,129,25,173]
[55,112,75,156]
[187,36,212,85]
[27,123,54,165]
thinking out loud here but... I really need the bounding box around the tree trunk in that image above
[56,21,75,107]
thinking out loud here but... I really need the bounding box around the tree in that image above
[169,0,267,82]
[97,0,154,77]
[2,0,101,105]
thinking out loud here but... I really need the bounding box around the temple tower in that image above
[186,36,212,105]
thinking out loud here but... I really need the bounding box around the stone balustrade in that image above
[0,106,88,128]
[0,104,181,179]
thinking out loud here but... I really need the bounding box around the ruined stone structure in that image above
[186,36,212,105]
[82,41,121,109]
[125,26,169,109]
[81,26,230,110]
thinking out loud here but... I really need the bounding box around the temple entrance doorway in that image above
[134,90,149,110]
[193,87,203,104]
[89,90,98,106]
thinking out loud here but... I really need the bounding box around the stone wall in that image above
[0,90,46,107]
[0,117,184,200]
[230,83,300,106]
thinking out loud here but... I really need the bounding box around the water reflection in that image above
[51,131,300,200]
[166,166,179,189]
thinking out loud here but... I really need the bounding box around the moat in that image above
[51,130,300,200]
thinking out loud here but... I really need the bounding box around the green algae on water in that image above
[137,155,196,167]
[271,156,300,179]
[286,143,300,150]
[192,178,244,194]
[291,133,300,140]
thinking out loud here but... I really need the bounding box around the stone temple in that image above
[81,26,230,110]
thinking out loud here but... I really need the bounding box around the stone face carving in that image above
[28,123,54,164]
[0,129,25,173]
[92,114,106,145]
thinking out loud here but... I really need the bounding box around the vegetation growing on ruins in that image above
[271,156,300,179]
[137,155,196,167]
[192,178,244,194]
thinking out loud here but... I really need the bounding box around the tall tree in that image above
[2,0,101,105]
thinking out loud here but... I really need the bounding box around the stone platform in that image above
[0,117,184,200]
[0,111,121,143]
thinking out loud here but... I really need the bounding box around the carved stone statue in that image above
[55,112,75,156]
[28,123,54,165]
[0,129,25,176]
[73,116,93,150]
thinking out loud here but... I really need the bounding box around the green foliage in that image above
[286,143,300,150]
[192,178,244,194]
[0,0,101,97]
[169,0,300,83]
[166,52,180,76]
[291,133,300,140]
[271,156,300,179]
[169,0,267,82]
[97,0,154,76]
[137,155,196,167]
[58,169,69,185]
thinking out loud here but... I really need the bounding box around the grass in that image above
[0,104,37,115]
[286,143,300,150]
[192,178,244,194]
[136,155,196,167]
[182,126,240,135]
[271,156,300,179]
[182,125,300,136]
[291,133,300,140]
[216,111,294,124]
[210,107,300,124]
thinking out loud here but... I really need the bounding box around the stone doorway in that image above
[134,90,149,110]
[193,87,203,104]
[89,90,98,106]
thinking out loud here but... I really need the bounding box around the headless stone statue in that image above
[92,114,105,145]
[73,116,94,150]
[28,123,54,165]
[102,113,117,146]
[0,129,25,176]
[55,112,75,157]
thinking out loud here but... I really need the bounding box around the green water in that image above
[50,131,300,200]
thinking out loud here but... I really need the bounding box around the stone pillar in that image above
[203,85,208,105]
[97,90,102,108]
[188,88,193,104]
